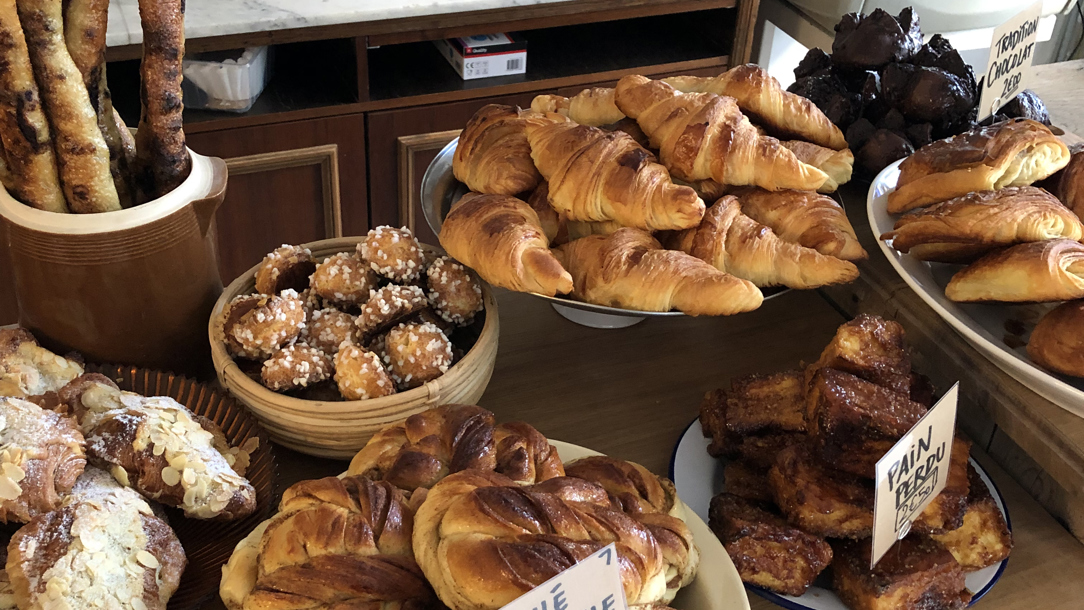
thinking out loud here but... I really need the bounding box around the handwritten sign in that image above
[978,1,1043,121]
[871,384,960,567]
[502,544,629,610]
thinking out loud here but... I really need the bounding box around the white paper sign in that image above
[501,544,629,610]
[978,1,1043,121]
[871,383,960,567]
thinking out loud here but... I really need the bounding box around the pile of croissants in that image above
[219,404,701,610]
[880,118,1084,378]
[439,65,868,316]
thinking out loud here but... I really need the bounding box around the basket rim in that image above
[208,236,499,414]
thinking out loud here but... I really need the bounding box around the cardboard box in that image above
[433,33,527,80]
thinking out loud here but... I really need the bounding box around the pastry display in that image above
[944,239,1084,303]
[427,256,484,325]
[452,103,541,196]
[261,343,333,392]
[383,321,453,389]
[697,314,1012,606]
[1027,300,1084,378]
[223,291,307,361]
[0,328,84,398]
[730,187,867,260]
[309,251,379,307]
[359,225,427,283]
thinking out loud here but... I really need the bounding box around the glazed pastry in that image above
[1028,301,1084,377]
[254,244,316,295]
[261,344,333,392]
[413,471,693,608]
[558,228,764,315]
[1040,142,1084,218]
[564,456,681,517]
[347,404,563,491]
[383,322,454,390]
[832,537,972,610]
[220,475,436,609]
[881,186,1083,263]
[781,140,854,192]
[945,239,1084,303]
[526,181,566,244]
[671,196,859,289]
[60,376,257,520]
[930,465,1013,571]
[524,115,706,231]
[887,119,1071,213]
[0,329,84,398]
[356,285,428,338]
[7,471,186,610]
[732,187,867,261]
[805,313,912,396]
[426,256,484,325]
[334,345,396,400]
[530,87,626,126]
[227,290,306,360]
[358,226,426,283]
[309,252,379,308]
[0,397,85,523]
[453,104,542,195]
[614,75,829,192]
[440,192,573,296]
[664,64,848,150]
[302,308,358,354]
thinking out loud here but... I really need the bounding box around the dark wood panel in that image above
[0,224,16,325]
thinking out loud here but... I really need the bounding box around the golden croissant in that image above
[530,87,626,126]
[525,114,706,231]
[614,75,829,192]
[887,119,1071,213]
[664,64,847,150]
[946,239,1084,303]
[556,228,763,315]
[731,187,867,261]
[453,104,541,195]
[782,140,854,192]
[440,192,573,296]
[671,196,859,289]
[1028,301,1084,378]
[881,186,1084,263]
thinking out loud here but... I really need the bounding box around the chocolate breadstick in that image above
[0,0,67,212]
[135,0,190,199]
[16,0,119,213]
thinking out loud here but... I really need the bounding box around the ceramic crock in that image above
[0,150,228,374]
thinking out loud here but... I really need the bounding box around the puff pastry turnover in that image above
[732,187,867,261]
[1027,300,1084,377]
[946,239,1084,303]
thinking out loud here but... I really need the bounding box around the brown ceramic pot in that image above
[0,150,228,374]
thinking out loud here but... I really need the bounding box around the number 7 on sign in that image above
[502,544,630,610]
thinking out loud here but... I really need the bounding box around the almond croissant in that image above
[731,187,867,261]
[614,75,829,192]
[439,192,573,296]
[556,228,763,315]
[453,104,541,195]
[671,196,859,289]
[525,114,705,231]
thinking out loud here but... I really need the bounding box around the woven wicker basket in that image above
[209,237,499,458]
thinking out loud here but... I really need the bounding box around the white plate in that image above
[670,420,1010,609]
[867,160,1084,416]
[551,439,750,610]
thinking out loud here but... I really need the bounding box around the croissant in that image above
[1028,301,1084,377]
[881,187,1084,263]
[731,187,867,261]
[945,239,1084,303]
[556,228,763,315]
[782,140,854,192]
[453,104,541,195]
[1039,142,1084,219]
[531,87,626,126]
[664,64,847,150]
[887,119,1071,213]
[671,196,859,289]
[524,114,705,231]
[414,471,695,608]
[346,404,564,491]
[439,192,573,296]
[0,397,85,523]
[526,181,566,245]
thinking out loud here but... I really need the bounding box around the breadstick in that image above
[0,0,67,212]
[135,0,190,199]
[16,0,119,213]
[64,0,134,207]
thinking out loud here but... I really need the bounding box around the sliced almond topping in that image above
[161,467,181,487]
[2,463,25,483]
[111,466,131,487]
[182,468,196,486]
[131,597,148,610]
[0,476,21,501]
[136,550,160,569]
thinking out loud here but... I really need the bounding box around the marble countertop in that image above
[106,0,578,47]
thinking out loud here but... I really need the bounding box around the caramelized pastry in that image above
[333,345,395,401]
[426,256,484,325]
[261,344,333,392]
[564,456,681,517]
[945,239,1084,303]
[887,119,1071,213]
[882,186,1083,263]
[1028,300,1084,377]
[383,322,453,390]
[302,308,358,355]
[0,397,85,523]
[833,537,972,610]
[359,226,426,283]
[357,284,429,339]
[698,370,806,464]
[732,187,867,261]
[309,252,379,308]
[722,461,773,503]
[931,464,1013,570]
[228,290,306,360]
[254,244,316,295]
[453,104,541,195]
[805,313,912,396]
[0,329,84,398]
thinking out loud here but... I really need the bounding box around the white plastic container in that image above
[182,46,272,112]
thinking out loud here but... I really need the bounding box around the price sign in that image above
[870,383,960,567]
[501,544,629,610]
[978,1,1043,121]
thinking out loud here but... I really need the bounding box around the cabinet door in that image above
[186,114,367,283]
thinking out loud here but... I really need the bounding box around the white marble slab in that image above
[106,0,579,48]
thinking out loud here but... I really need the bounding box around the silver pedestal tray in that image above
[420,137,785,328]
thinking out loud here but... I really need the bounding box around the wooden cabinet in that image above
[186,114,367,283]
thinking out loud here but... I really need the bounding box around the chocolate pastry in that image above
[856,129,914,176]
[881,63,977,134]
[832,8,923,69]
[794,47,833,79]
